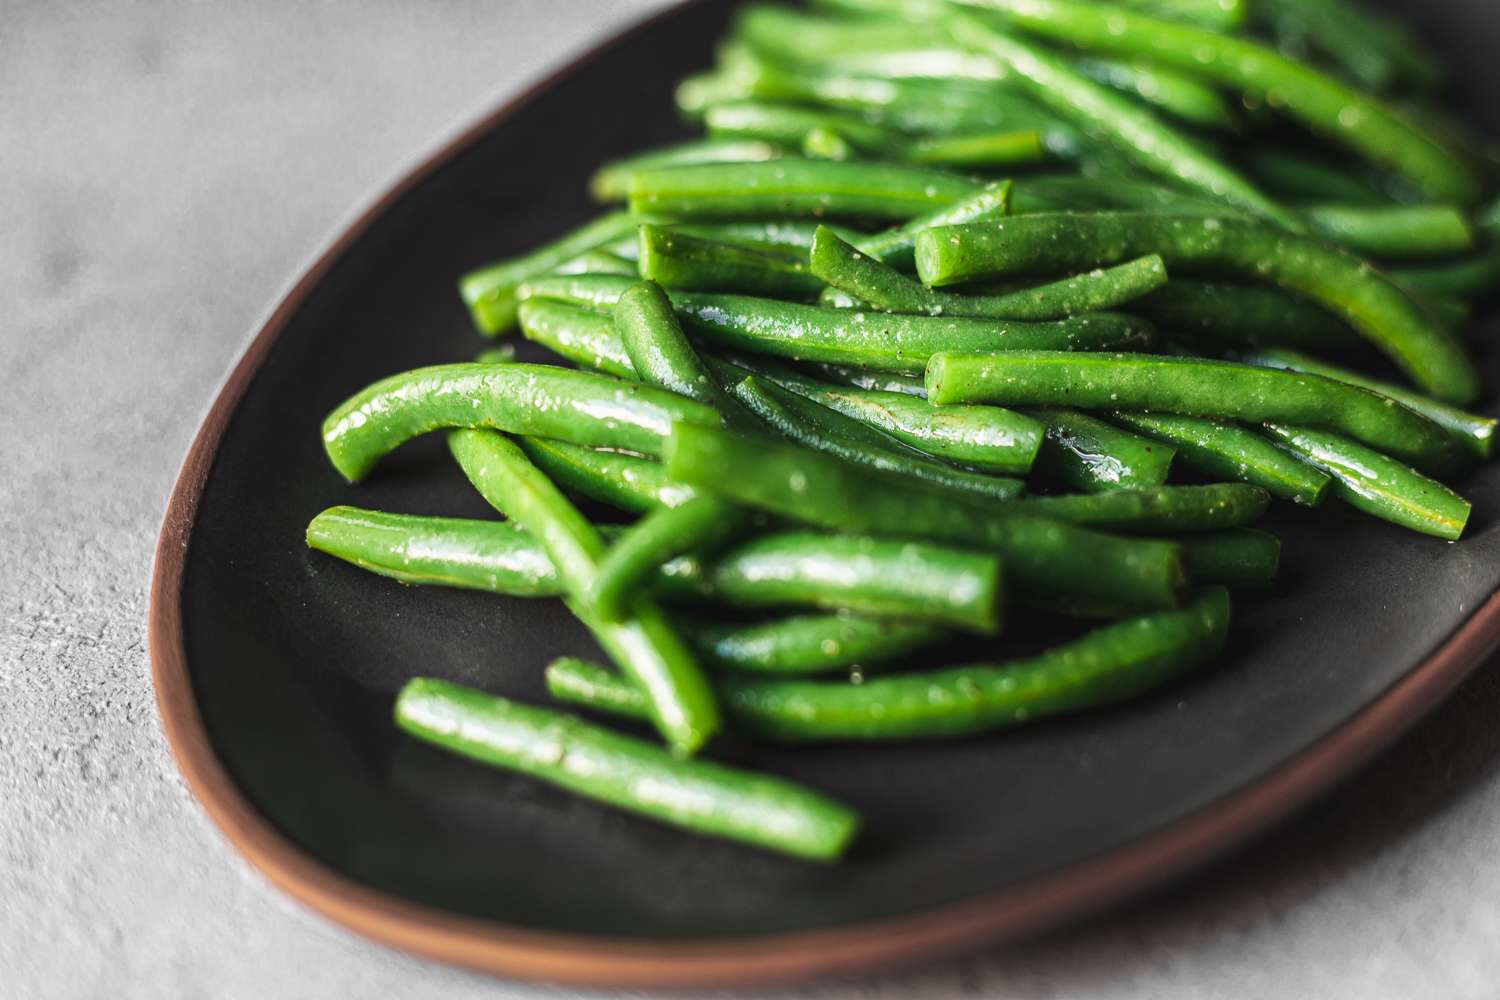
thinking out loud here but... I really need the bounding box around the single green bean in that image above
[949,15,1298,228]
[613,280,751,423]
[915,213,1480,404]
[727,374,1026,501]
[1262,425,1471,539]
[519,438,696,513]
[1018,482,1270,533]
[658,530,1004,634]
[590,139,787,201]
[460,212,658,335]
[321,363,722,482]
[685,615,949,675]
[637,224,824,298]
[665,423,1187,609]
[704,100,904,154]
[926,351,1462,475]
[449,430,720,755]
[547,588,1229,740]
[905,129,1049,168]
[626,159,978,220]
[1244,347,1496,460]
[396,678,857,859]
[1027,406,1176,492]
[1299,203,1474,259]
[1109,412,1331,505]
[1131,280,1361,353]
[812,225,1167,319]
[960,0,1479,203]
[1180,529,1280,591]
[516,299,636,377]
[610,219,867,261]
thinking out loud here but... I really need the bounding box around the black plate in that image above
[152,0,1500,987]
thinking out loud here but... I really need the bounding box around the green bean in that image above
[1072,57,1237,130]
[516,299,636,377]
[915,213,1480,404]
[519,438,696,513]
[1389,252,1500,301]
[1180,529,1280,591]
[520,273,652,311]
[854,181,1013,272]
[1018,482,1270,533]
[449,430,720,754]
[1262,425,1471,540]
[1027,406,1176,492]
[926,351,1462,475]
[396,678,857,859]
[1130,280,1361,353]
[666,423,1187,609]
[551,250,639,278]
[1109,411,1331,505]
[1244,347,1495,461]
[727,374,1026,500]
[743,359,1044,474]
[1299,204,1474,260]
[613,280,749,421]
[960,0,1479,203]
[1108,0,1245,29]
[460,212,659,335]
[685,615,949,675]
[626,159,978,220]
[322,363,722,483]
[704,100,905,154]
[590,139,788,201]
[735,3,950,62]
[905,129,1048,169]
[949,15,1298,228]
[546,588,1229,741]
[659,530,1004,634]
[812,225,1167,319]
[610,220,867,261]
[637,224,823,298]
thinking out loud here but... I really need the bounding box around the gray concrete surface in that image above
[3,2,1499,997]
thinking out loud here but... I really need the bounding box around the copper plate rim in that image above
[149,1,1500,989]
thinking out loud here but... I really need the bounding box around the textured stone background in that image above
[4,2,1499,997]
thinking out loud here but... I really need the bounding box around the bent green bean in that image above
[396,678,857,859]
[322,363,721,482]
[1262,425,1471,539]
[1109,412,1332,505]
[449,430,720,755]
[666,423,1187,609]
[925,351,1462,475]
[519,438,696,513]
[915,213,1480,403]
[547,588,1229,740]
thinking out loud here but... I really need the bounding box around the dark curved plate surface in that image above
[151,0,1500,987]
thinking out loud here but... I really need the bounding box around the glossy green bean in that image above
[626,159,977,220]
[610,219,866,260]
[516,299,636,377]
[659,530,1004,634]
[745,360,1044,474]
[915,213,1480,404]
[1131,280,1361,353]
[727,374,1026,501]
[613,280,750,422]
[590,139,787,201]
[704,100,904,154]
[1019,483,1270,533]
[854,181,1013,272]
[926,351,1462,475]
[1027,406,1176,492]
[546,588,1229,740]
[961,0,1479,202]
[1299,203,1474,259]
[905,129,1048,168]
[396,678,857,859]
[949,15,1297,228]
[812,225,1167,319]
[1242,347,1496,461]
[1262,425,1471,539]
[519,438,696,513]
[637,224,823,298]
[665,423,1187,609]
[685,615,949,675]
[449,430,720,755]
[1180,529,1280,590]
[321,363,722,482]
[1109,412,1331,505]
[460,212,657,335]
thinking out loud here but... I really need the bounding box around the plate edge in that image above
[147,0,1500,988]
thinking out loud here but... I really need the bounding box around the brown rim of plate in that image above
[148,0,1500,989]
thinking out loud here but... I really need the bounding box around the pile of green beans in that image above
[309,0,1495,861]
